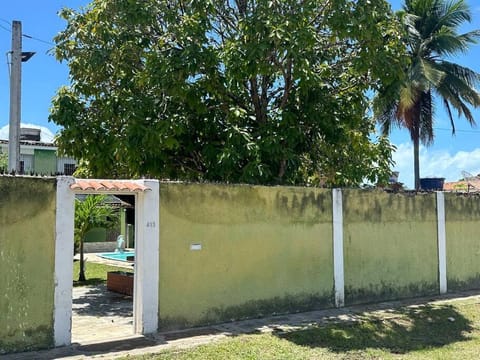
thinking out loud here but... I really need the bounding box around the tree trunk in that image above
[413,119,421,191]
[79,238,86,282]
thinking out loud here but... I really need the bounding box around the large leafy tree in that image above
[375,0,480,190]
[50,0,405,186]
[75,195,117,282]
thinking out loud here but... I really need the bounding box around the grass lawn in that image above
[120,297,480,359]
[73,260,128,286]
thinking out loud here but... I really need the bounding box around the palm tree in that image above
[75,195,117,282]
[375,0,480,190]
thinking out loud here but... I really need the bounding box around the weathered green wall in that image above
[84,227,107,242]
[445,194,480,290]
[0,177,56,353]
[343,190,438,304]
[159,183,334,329]
[34,149,56,175]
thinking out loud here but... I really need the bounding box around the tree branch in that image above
[280,58,293,109]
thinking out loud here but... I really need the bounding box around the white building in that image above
[0,127,77,175]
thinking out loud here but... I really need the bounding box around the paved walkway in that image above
[72,254,135,343]
[72,284,134,343]
[3,289,480,360]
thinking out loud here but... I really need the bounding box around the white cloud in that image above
[0,123,55,143]
[392,142,480,189]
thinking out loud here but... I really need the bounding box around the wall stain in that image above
[160,182,332,225]
[343,190,436,223]
[159,291,334,331]
[0,176,56,354]
[345,281,438,305]
[447,276,480,292]
[0,177,56,224]
[445,194,480,221]
[0,325,53,355]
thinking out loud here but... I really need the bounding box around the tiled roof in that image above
[70,179,150,192]
[444,179,480,192]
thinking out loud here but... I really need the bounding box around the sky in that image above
[1,0,480,188]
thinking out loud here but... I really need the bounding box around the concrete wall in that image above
[159,183,334,329]
[34,149,57,175]
[157,185,480,330]
[445,193,480,290]
[0,177,56,353]
[343,190,439,304]
[83,241,117,253]
[3,177,480,352]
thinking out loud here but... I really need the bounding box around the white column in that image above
[332,189,345,307]
[54,176,75,346]
[436,191,447,294]
[133,180,160,334]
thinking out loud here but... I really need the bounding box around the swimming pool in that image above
[99,251,135,262]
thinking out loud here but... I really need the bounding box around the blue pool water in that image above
[99,251,135,262]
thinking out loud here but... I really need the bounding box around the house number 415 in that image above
[146,221,156,228]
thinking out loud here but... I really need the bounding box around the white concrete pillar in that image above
[332,189,345,307]
[54,177,75,346]
[133,180,160,334]
[436,191,447,294]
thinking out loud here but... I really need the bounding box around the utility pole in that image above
[8,20,22,173]
[7,20,35,174]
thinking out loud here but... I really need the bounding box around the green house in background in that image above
[0,127,77,175]
[79,194,136,252]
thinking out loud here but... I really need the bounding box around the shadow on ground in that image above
[278,304,472,354]
[75,336,159,353]
[72,284,133,318]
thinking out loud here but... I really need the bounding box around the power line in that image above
[0,23,11,33]
[434,127,480,134]
[22,33,54,46]
[2,18,11,80]
[0,18,54,46]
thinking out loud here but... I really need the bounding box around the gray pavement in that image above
[72,284,134,343]
[72,254,136,342]
[2,289,480,360]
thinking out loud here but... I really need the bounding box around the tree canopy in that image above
[374,0,480,190]
[50,0,406,186]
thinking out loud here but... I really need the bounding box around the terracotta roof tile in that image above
[70,179,150,192]
[444,180,480,192]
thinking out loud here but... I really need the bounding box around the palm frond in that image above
[438,60,480,88]
[436,81,477,125]
[75,195,118,242]
[457,29,480,44]
[373,79,407,135]
[442,99,456,134]
[435,61,480,120]
[428,28,478,55]
[419,89,434,145]
[418,58,445,87]
[377,105,397,135]
[437,0,471,29]
[403,12,422,42]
